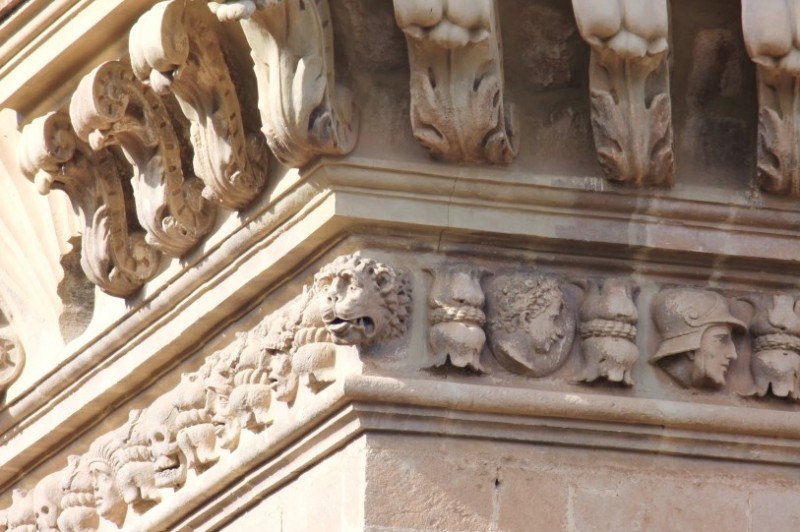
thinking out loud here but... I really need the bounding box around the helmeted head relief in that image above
[651,288,745,362]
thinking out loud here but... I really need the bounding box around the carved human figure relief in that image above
[209,0,358,168]
[485,274,575,377]
[572,0,674,186]
[18,112,161,296]
[69,60,216,257]
[745,293,800,400]
[144,373,219,491]
[31,470,64,532]
[129,0,269,210]
[393,0,518,163]
[742,0,800,195]
[651,288,745,389]
[6,489,35,532]
[427,265,487,371]
[58,455,99,532]
[577,278,639,385]
[291,254,412,391]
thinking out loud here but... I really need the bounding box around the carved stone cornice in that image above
[393,0,518,164]
[572,0,674,187]
[742,0,800,196]
[129,0,269,210]
[18,112,160,297]
[69,60,216,257]
[209,0,359,168]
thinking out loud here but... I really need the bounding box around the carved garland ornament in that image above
[18,112,160,297]
[393,0,518,164]
[742,0,800,196]
[210,0,359,168]
[572,0,675,187]
[69,60,216,258]
[130,0,269,210]
[2,254,410,530]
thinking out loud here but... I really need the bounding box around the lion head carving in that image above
[312,254,411,347]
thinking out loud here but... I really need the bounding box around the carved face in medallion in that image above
[526,297,566,354]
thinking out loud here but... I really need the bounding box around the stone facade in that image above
[1,0,800,530]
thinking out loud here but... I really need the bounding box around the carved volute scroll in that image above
[69,60,216,257]
[745,294,800,400]
[209,0,358,168]
[129,1,269,210]
[577,278,639,386]
[18,112,160,297]
[651,288,745,389]
[742,0,800,195]
[393,0,518,164]
[485,273,575,377]
[427,265,487,371]
[572,0,675,187]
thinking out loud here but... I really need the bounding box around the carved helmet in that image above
[651,288,745,362]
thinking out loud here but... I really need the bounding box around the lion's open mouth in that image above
[327,316,375,336]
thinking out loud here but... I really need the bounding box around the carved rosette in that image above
[69,60,216,257]
[745,294,800,400]
[209,0,359,168]
[0,327,24,391]
[577,278,639,385]
[742,0,800,195]
[130,1,269,210]
[393,0,517,164]
[18,112,160,296]
[572,0,674,187]
[485,273,575,377]
[427,265,487,371]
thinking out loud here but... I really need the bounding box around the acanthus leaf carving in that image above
[573,0,675,187]
[393,0,518,164]
[485,273,575,377]
[742,0,800,195]
[209,0,359,168]
[130,0,269,210]
[18,112,161,297]
[69,60,216,257]
[577,278,639,386]
[427,265,488,372]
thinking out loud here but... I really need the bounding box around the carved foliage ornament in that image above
[209,0,358,168]
[393,0,518,164]
[572,0,674,187]
[744,293,800,401]
[742,0,800,195]
[130,0,269,210]
[427,265,487,372]
[70,60,215,258]
[577,278,639,385]
[18,112,160,297]
[485,273,575,377]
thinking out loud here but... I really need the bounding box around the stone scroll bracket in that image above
[572,0,675,187]
[742,0,800,196]
[130,0,270,211]
[18,111,161,297]
[393,0,518,164]
[208,0,359,169]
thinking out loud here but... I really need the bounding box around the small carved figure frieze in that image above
[572,0,674,186]
[744,293,800,401]
[6,489,35,532]
[651,288,745,389]
[209,0,359,168]
[58,455,98,532]
[577,278,639,385]
[485,273,575,377]
[427,265,488,372]
[742,0,800,195]
[393,0,518,164]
